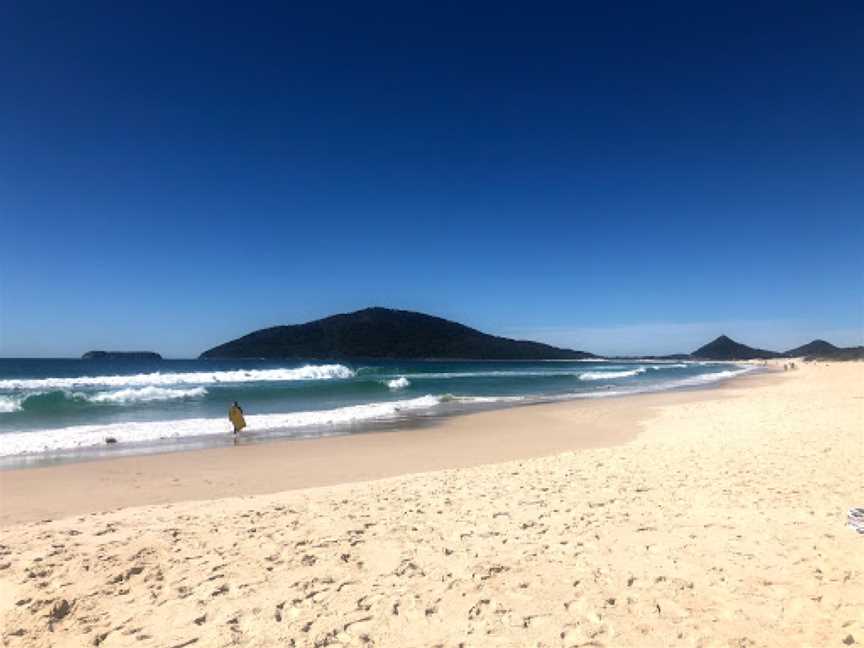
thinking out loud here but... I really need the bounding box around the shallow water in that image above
[0,357,753,464]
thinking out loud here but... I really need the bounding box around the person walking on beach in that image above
[228,401,246,436]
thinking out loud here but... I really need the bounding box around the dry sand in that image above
[0,361,861,647]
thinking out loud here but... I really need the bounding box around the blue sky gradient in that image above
[1,1,862,357]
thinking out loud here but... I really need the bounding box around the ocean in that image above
[0,357,754,466]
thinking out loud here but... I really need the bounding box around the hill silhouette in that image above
[802,346,864,361]
[201,307,596,360]
[783,339,838,357]
[691,335,780,360]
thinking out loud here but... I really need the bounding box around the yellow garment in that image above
[228,405,246,432]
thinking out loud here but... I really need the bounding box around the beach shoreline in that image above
[1,366,773,526]
[0,360,764,472]
[1,360,860,647]
[0,358,757,464]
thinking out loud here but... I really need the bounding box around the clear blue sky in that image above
[2,1,862,357]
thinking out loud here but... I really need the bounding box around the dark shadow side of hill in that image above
[200,307,596,361]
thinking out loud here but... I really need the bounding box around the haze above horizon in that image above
[2,2,862,358]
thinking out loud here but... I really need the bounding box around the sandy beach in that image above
[0,361,861,647]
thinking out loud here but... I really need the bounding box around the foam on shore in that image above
[0,395,444,457]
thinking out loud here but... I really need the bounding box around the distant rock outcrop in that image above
[200,307,596,360]
[691,335,780,360]
[82,351,162,360]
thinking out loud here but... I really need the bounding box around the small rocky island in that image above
[81,351,163,360]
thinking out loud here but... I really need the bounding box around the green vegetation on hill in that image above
[201,307,595,360]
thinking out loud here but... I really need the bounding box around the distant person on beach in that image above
[229,401,246,436]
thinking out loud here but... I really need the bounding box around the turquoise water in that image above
[0,358,752,464]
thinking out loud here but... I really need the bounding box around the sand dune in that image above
[0,362,861,647]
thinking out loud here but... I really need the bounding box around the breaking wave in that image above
[87,386,208,404]
[386,377,411,390]
[0,387,209,414]
[579,368,646,380]
[0,396,22,413]
[0,364,355,391]
[665,367,753,387]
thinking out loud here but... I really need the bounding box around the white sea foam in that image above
[398,364,689,381]
[571,389,628,398]
[0,395,443,457]
[0,364,355,391]
[0,396,22,413]
[87,386,208,404]
[0,364,759,458]
[446,395,527,404]
[579,368,646,380]
[0,387,206,412]
[386,376,411,390]
[400,369,591,379]
[665,367,753,387]
[581,366,754,395]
